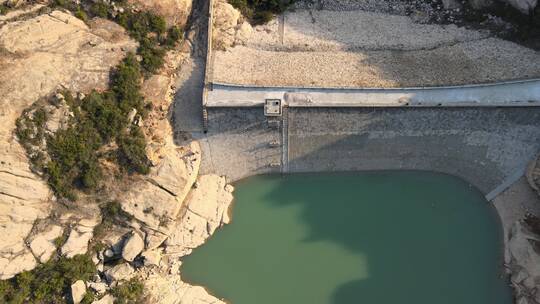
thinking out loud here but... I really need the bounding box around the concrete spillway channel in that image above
[200,79,540,200]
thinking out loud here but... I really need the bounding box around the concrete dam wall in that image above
[200,106,540,199]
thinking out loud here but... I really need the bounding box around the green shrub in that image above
[52,0,79,11]
[118,126,150,174]
[228,0,297,24]
[0,4,9,15]
[110,278,145,304]
[164,26,183,48]
[81,91,126,142]
[113,10,179,74]
[0,255,96,304]
[15,107,48,148]
[46,119,103,199]
[111,53,146,115]
[90,1,109,18]
[81,290,97,304]
[75,8,88,22]
[17,54,152,201]
[138,37,166,75]
[15,2,174,201]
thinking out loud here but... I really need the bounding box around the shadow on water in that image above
[257,171,511,304]
[182,171,513,304]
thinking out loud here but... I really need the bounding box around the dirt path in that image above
[172,0,209,133]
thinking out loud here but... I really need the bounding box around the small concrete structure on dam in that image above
[185,0,540,201]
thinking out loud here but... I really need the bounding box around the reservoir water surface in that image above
[181,171,512,304]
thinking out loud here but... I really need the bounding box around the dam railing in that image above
[206,79,540,108]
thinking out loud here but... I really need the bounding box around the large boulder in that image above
[29,225,63,263]
[61,217,100,258]
[0,11,136,279]
[165,174,234,256]
[71,280,87,304]
[105,263,135,283]
[122,231,144,262]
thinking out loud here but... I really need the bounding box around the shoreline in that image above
[177,169,527,304]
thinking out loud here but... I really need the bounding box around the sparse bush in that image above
[118,126,150,174]
[17,54,153,201]
[93,201,133,240]
[46,119,103,199]
[164,25,183,48]
[110,278,145,304]
[52,0,79,11]
[0,4,9,15]
[137,37,166,75]
[15,107,48,148]
[75,8,88,22]
[81,91,126,142]
[0,255,96,304]
[89,0,109,18]
[111,53,146,115]
[55,1,182,74]
[81,290,97,304]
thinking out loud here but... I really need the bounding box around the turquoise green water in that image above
[181,171,512,304]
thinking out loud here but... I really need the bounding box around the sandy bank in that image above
[211,9,540,87]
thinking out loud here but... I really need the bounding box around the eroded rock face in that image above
[212,0,252,49]
[165,174,234,256]
[508,221,540,304]
[144,273,226,304]
[0,10,136,279]
[120,141,201,237]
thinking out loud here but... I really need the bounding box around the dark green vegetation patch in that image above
[0,253,146,304]
[110,278,145,304]
[16,54,151,201]
[0,255,96,304]
[16,0,185,201]
[228,0,297,24]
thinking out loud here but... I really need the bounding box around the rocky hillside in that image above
[0,1,232,303]
[0,9,136,280]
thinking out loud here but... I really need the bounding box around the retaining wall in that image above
[201,106,540,199]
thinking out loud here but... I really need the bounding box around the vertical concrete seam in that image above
[281,107,289,173]
[202,0,214,132]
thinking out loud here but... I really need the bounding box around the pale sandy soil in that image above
[212,9,540,87]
